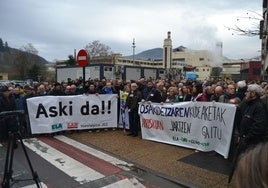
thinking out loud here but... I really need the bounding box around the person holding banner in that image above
[142,81,164,103]
[219,84,241,105]
[165,87,178,103]
[102,81,119,128]
[102,81,117,94]
[218,84,241,161]
[36,84,47,96]
[69,84,81,95]
[125,82,142,137]
[156,81,167,103]
[48,82,65,96]
[210,85,223,102]
[191,82,206,102]
[177,84,192,102]
[85,83,100,95]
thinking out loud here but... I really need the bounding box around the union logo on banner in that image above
[67,122,78,129]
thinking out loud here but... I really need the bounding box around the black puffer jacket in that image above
[0,95,17,140]
[239,98,268,146]
[0,95,16,112]
[125,90,142,112]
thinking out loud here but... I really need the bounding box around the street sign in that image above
[77,49,88,67]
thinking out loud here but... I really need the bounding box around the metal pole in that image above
[83,66,85,85]
[132,38,135,65]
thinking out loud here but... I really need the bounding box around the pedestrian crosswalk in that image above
[55,135,134,171]
[24,137,105,183]
[103,178,145,188]
[23,178,144,188]
[10,135,145,188]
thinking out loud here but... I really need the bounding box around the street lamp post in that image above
[132,38,136,66]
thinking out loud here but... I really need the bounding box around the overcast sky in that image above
[0,0,263,62]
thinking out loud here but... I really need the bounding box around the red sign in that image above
[77,49,88,67]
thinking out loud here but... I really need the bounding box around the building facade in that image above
[241,60,262,81]
[261,0,268,79]
[221,59,262,81]
[162,32,214,80]
[56,32,220,82]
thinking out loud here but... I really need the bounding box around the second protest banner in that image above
[139,101,236,158]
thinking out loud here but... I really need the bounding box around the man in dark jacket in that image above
[239,84,268,152]
[219,84,241,105]
[142,81,164,103]
[125,82,142,137]
[48,82,65,96]
[229,84,268,183]
[0,86,17,141]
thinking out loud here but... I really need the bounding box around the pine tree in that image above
[0,38,4,51]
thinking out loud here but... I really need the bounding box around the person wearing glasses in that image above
[218,83,241,161]
[219,84,241,105]
[238,84,268,153]
[229,84,268,183]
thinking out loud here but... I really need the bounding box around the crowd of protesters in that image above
[1,77,268,149]
[0,78,268,140]
[1,76,268,117]
[0,77,267,103]
[0,77,267,115]
[0,76,268,184]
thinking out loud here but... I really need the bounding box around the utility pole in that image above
[132,38,136,65]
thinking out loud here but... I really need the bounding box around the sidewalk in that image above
[68,129,236,188]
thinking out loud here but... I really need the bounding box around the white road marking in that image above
[22,182,47,188]
[23,138,104,184]
[103,177,145,188]
[55,135,133,171]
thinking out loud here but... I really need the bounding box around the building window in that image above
[199,58,204,61]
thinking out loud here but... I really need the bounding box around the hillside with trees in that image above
[0,38,49,81]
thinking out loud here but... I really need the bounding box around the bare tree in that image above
[14,50,28,79]
[13,43,44,80]
[226,11,264,37]
[85,40,113,57]
[21,43,39,55]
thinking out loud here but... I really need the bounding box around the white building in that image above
[162,32,214,80]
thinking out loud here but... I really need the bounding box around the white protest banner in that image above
[138,102,236,158]
[27,94,118,134]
